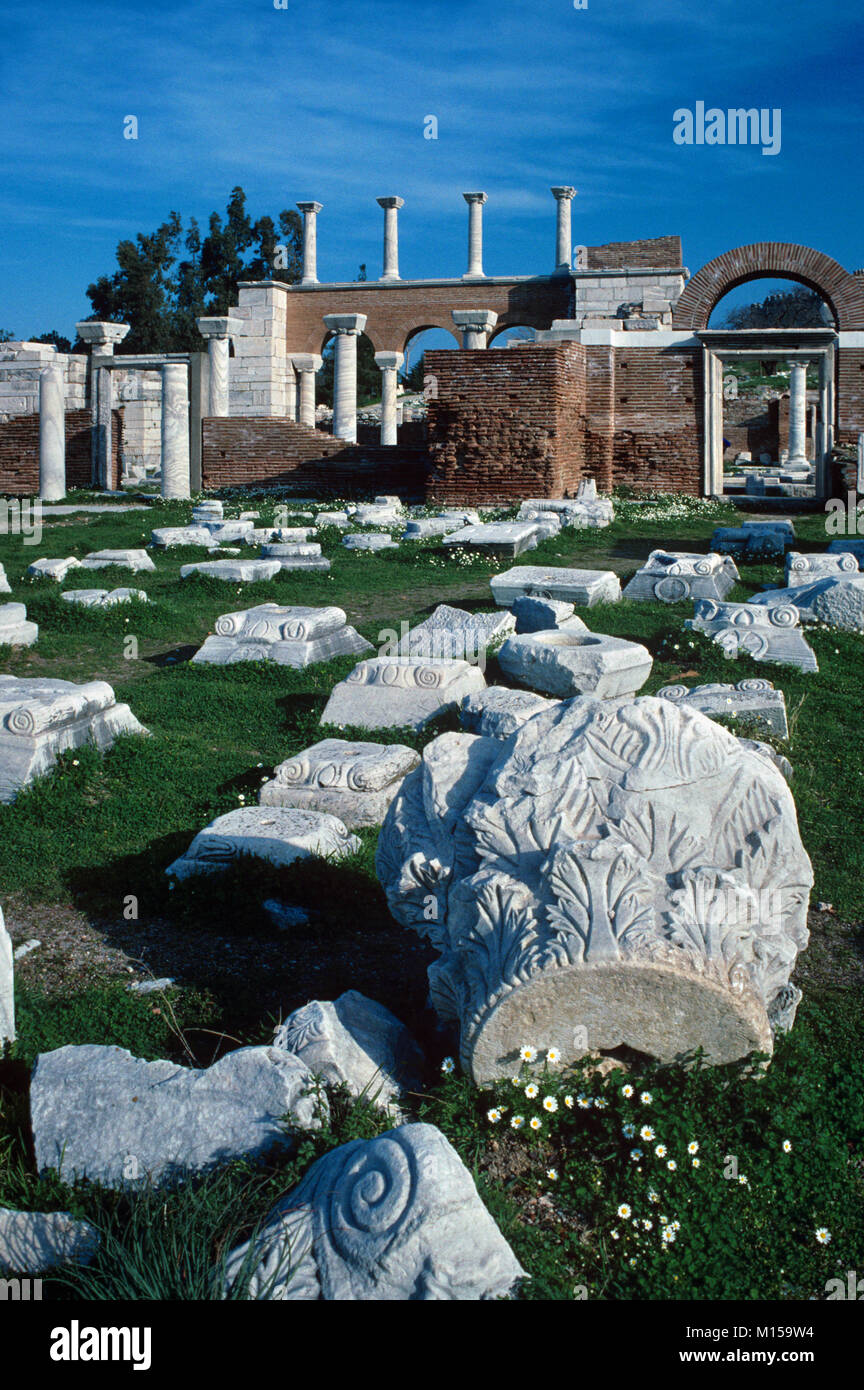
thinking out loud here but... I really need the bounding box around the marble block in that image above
[376,700,813,1079]
[490,565,621,609]
[784,551,858,586]
[150,526,218,549]
[180,559,282,582]
[0,675,148,803]
[827,538,864,564]
[512,597,575,633]
[192,500,223,523]
[0,1208,99,1274]
[61,588,148,608]
[402,518,464,540]
[686,599,818,672]
[748,576,864,622]
[0,905,13,1045]
[623,550,739,603]
[246,528,315,546]
[711,523,794,561]
[398,605,515,661]
[260,739,420,828]
[223,1123,525,1301]
[498,623,653,698]
[0,603,38,647]
[460,686,558,739]
[437,509,481,526]
[166,807,361,880]
[193,604,372,667]
[27,557,80,581]
[342,534,398,551]
[80,549,156,573]
[443,522,539,558]
[197,521,255,544]
[657,678,789,738]
[321,657,486,731]
[518,493,613,528]
[31,1044,321,1187]
[353,505,402,526]
[316,511,351,527]
[0,564,10,595]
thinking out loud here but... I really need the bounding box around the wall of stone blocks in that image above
[0,345,87,419]
[114,368,162,473]
[0,409,122,494]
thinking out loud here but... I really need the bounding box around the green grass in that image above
[1,486,863,1299]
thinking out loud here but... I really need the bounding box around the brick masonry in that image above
[0,409,121,494]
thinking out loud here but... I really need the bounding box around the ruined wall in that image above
[201,417,426,496]
[608,346,703,493]
[0,344,87,418]
[837,347,864,447]
[0,410,122,494]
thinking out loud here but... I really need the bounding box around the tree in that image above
[30,330,73,353]
[0,329,15,343]
[84,189,303,353]
[721,286,828,330]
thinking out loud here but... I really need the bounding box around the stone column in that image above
[375,351,404,445]
[451,310,498,350]
[462,192,488,279]
[292,354,322,427]
[75,320,129,485]
[161,363,191,499]
[39,365,66,500]
[377,197,404,281]
[285,359,298,421]
[297,202,323,285]
[551,186,577,272]
[788,360,810,466]
[196,316,240,416]
[324,315,367,442]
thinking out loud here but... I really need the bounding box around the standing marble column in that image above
[39,365,66,501]
[463,193,488,279]
[197,316,240,416]
[377,197,404,281]
[292,354,323,427]
[161,363,191,499]
[323,315,367,442]
[297,202,323,285]
[451,310,498,350]
[75,320,129,486]
[551,186,577,272]
[374,351,404,445]
[788,360,810,466]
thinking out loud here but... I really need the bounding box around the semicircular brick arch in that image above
[672,243,864,331]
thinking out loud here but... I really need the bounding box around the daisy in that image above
[564,1095,574,1109]
[655,1144,667,1158]
[543,1096,558,1113]
[546,1048,561,1064]
[440,1057,455,1074]
[520,1045,538,1063]
[577,1095,592,1109]
[648,1190,660,1204]
[642,1219,653,1231]
[667,1160,677,1171]
[640,1126,655,1142]
[487,1108,502,1124]
[511,1076,522,1087]
[640,1092,653,1105]
[782,1140,792,1153]
[594,1097,607,1109]
[621,1084,635,1098]
[815,1228,831,1245]
[529,1116,542,1132]
[687,1141,699,1155]
[547,1168,558,1181]
[525,1083,539,1099]
[629,1258,638,1268]
[617,1204,632,1220]
[692,1158,701,1168]
[661,1226,676,1244]
[739,1175,749,1186]
[630,1149,643,1161]
[622,1123,636,1139]
[511,1115,525,1130]
[610,1229,620,1241]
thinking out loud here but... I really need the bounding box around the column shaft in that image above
[299,371,316,427]
[788,362,809,465]
[39,366,66,501]
[208,337,230,416]
[333,333,358,442]
[161,363,191,499]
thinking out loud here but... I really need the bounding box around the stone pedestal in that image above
[197,317,240,416]
[374,351,404,445]
[0,603,38,648]
[551,186,577,271]
[324,315,367,442]
[451,310,497,350]
[321,657,486,731]
[377,197,404,280]
[193,604,371,667]
[462,192,488,279]
[297,201,323,284]
[160,363,191,499]
[261,739,420,828]
[39,365,66,500]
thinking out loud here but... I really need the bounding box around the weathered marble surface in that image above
[398,604,515,661]
[376,702,813,1080]
[31,1044,322,1187]
[749,575,864,623]
[711,522,795,561]
[342,534,399,551]
[223,1123,525,1300]
[518,490,613,529]
[686,599,818,672]
[273,990,424,1112]
[443,522,539,558]
[657,678,789,738]
[27,557,80,581]
[180,559,282,582]
[197,521,255,544]
[0,564,10,595]
[0,603,38,647]
[0,905,13,1045]
[150,526,219,549]
[402,518,466,540]
[260,738,420,828]
[512,596,575,633]
[0,675,148,804]
[0,1208,99,1274]
[320,657,486,731]
[828,538,864,564]
[623,550,739,603]
[80,549,156,573]
[498,623,653,698]
[192,500,223,524]
[784,551,858,587]
[193,604,372,668]
[166,807,361,880]
[460,686,558,739]
[490,565,621,608]
[61,588,149,608]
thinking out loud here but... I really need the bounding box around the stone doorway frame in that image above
[698,328,837,498]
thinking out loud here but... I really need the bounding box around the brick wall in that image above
[837,348,864,447]
[0,409,121,494]
[609,346,703,492]
[201,417,427,496]
[722,396,778,460]
[424,344,589,504]
[587,236,683,270]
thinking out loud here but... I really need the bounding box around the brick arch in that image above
[672,243,864,331]
[403,322,460,354]
[488,322,536,347]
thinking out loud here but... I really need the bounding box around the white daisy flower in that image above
[621,1084,635,1098]
[667,1160,677,1171]
[546,1168,558,1181]
[487,1108,502,1124]
[564,1095,574,1109]
[782,1140,792,1153]
[440,1057,455,1074]
[520,1045,538,1063]
[529,1116,542,1132]
[543,1096,558,1113]
[640,1092,653,1105]
[511,1115,525,1130]
[546,1048,561,1064]
[525,1083,539,1099]
[655,1144,667,1158]
[687,1141,699,1155]
[640,1126,655,1142]
[815,1228,831,1245]
[617,1203,632,1219]
[622,1123,636,1139]
[577,1095,592,1109]
[692,1158,701,1168]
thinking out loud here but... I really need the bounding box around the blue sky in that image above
[1,0,862,341]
